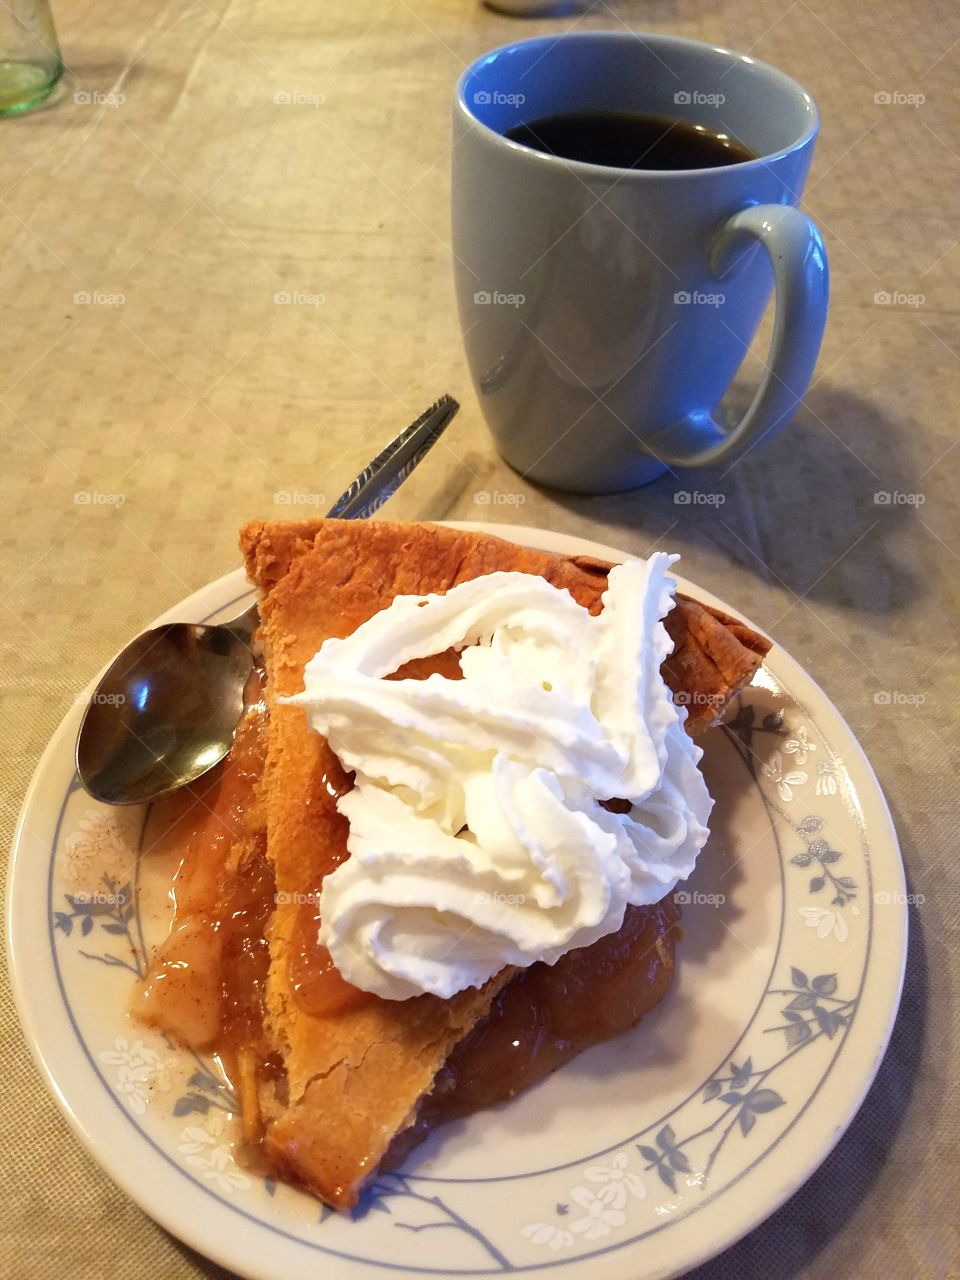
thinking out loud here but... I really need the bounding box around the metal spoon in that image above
[76,395,459,805]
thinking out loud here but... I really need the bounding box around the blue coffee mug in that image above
[453,33,829,493]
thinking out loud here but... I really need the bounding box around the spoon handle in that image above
[226,395,461,636]
[325,395,460,521]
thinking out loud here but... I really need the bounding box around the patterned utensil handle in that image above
[325,394,460,520]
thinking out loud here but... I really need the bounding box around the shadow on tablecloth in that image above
[542,385,925,617]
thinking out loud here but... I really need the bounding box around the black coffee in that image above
[504,110,756,171]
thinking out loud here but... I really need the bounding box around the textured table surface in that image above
[2,1,958,1277]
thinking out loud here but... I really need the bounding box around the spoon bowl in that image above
[77,621,255,805]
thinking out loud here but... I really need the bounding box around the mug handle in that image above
[649,204,829,468]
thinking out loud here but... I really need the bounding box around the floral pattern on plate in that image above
[47,685,872,1272]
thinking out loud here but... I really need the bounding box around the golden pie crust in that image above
[234,518,771,1207]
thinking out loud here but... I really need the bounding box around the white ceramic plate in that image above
[7,523,906,1280]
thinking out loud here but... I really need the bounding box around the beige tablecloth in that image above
[2,1,957,1277]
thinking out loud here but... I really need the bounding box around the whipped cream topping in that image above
[282,554,713,1001]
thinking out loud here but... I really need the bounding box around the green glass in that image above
[0,0,63,116]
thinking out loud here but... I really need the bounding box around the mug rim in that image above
[456,31,820,180]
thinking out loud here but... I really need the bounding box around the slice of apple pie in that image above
[135,519,769,1209]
